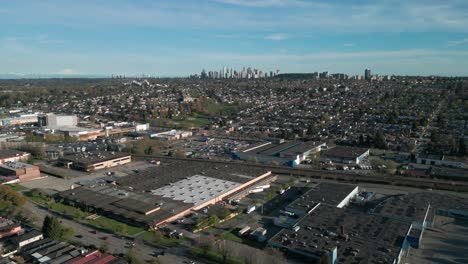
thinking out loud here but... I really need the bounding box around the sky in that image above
[1,0,468,77]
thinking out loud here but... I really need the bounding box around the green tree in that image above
[373,132,388,149]
[125,248,144,264]
[99,241,109,253]
[42,216,63,240]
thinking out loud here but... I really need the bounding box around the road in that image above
[25,201,198,263]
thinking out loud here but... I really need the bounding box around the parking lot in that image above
[21,161,158,193]
[157,136,251,160]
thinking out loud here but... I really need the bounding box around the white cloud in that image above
[343,43,355,47]
[264,33,288,41]
[54,69,77,75]
[4,0,468,32]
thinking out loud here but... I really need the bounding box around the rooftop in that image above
[116,159,269,191]
[0,149,28,160]
[323,146,369,159]
[240,141,324,159]
[59,151,130,166]
[270,204,410,264]
[0,161,36,171]
[373,192,468,223]
[151,175,241,206]
[286,183,357,214]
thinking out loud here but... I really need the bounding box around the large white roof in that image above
[151,175,241,206]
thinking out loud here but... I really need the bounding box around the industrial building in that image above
[269,182,468,263]
[284,183,358,217]
[38,113,78,127]
[0,114,39,127]
[0,162,41,182]
[59,159,274,228]
[416,154,467,168]
[149,129,192,141]
[0,150,30,164]
[235,140,325,166]
[1,229,124,264]
[269,204,412,264]
[58,151,131,172]
[322,146,370,164]
[39,126,102,141]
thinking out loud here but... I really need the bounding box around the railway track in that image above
[132,154,468,192]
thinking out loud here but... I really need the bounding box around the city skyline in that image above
[1,0,468,77]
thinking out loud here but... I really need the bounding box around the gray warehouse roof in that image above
[270,204,410,264]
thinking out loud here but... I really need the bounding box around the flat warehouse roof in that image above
[151,175,241,206]
[270,204,410,264]
[258,141,301,156]
[59,151,130,165]
[373,192,468,223]
[280,141,324,156]
[287,183,357,212]
[0,149,28,159]
[116,159,269,191]
[324,146,369,159]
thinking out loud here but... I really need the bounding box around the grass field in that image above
[49,202,90,220]
[7,184,28,192]
[142,231,184,247]
[220,231,265,248]
[88,216,144,236]
[190,247,244,264]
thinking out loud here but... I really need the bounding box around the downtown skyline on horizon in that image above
[1,0,468,77]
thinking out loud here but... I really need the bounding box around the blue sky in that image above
[1,0,468,76]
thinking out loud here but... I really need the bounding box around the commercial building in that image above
[59,159,274,228]
[41,126,101,141]
[149,129,192,141]
[365,68,372,80]
[269,204,412,264]
[284,183,359,217]
[38,113,78,127]
[0,114,39,127]
[235,141,326,166]
[416,154,467,168]
[58,151,131,172]
[372,192,468,249]
[323,146,369,164]
[0,162,41,182]
[0,150,30,164]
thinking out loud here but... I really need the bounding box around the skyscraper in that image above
[365,69,371,80]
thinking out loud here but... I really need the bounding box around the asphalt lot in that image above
[21,161,157,192]
[402,215,468,264]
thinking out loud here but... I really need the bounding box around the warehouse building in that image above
[269,204,412,264]
[0,150,30,164]
[58,151,131,172]
[59,159,273,228]
[323,146,370,164]
[235,140,326,166]
[0,162,41,182]
[38,113,78,127]
[149,129,192,141]
[284,183,359,217]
